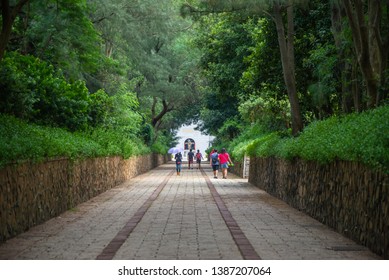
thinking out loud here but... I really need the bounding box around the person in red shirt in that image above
[195,149,203,169]
[218,148,233,179]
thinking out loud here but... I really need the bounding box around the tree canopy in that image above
[1,0,388,168]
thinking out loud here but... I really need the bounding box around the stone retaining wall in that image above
[0,154,168,243]
[248,157,388,259]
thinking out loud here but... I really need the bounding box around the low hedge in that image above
[0,114,151,168]
[231,105,389,173]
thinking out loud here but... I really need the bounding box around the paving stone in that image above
[0,163,381,260]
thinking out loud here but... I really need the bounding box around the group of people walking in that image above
[209,148,233,179]
[174,149,203,175]
[174,148,233,179]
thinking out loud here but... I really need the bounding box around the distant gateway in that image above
[174,124,214,161]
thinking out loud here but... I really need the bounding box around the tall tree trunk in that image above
[0,0,31,60]
[342,0,384,108]
[331,2,353,113]
[0,0,14,60]
[151,97,174,128]
[21,1,30,54]
[273,2,303,135]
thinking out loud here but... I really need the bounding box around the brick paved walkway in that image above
[0,163,381,260]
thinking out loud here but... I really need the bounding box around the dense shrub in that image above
[283,105,389,171]
[0,52,170,167]
[0,52,41,119]
[231,105,389,173]
[150,133,170,155]
[0,52,95,131]
[0,114,151,168]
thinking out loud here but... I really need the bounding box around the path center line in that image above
[200,168,261,260]
[96,170,174,260]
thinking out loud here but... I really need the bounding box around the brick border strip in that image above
[96,170,174,260]
[200,168,261,260]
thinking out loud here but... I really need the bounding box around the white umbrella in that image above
[168,147,183,154]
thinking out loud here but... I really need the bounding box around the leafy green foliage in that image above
[282,106,389,171]
[227,123,264,161]
[193,13,253,136]
[0,51,145,133]
[0,52,93,131]
[303,43,339,117]
[2,0,387,173]
[88,89,113,127]
[230,106,389,172]
[246,132,282,158]
[0,114,151,168]
[88,127,150,159]
[150,133,170,154]
[0,51,156,165]
[240,17,283,95]
[217,117,244,143]
[89,0,202,133]
[238,86,291,131]
[25,0,102,80]
[1,1,189,166]
[0,53,38,119]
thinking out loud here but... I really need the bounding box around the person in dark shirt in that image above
[210,149,219,179]
[187,149,194,169]
[175,152,182,175]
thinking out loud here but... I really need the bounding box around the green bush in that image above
[150,133,169,155]
[0,52,94,131]
[284,106,389,170]
[0,114,151,168]
[88,89,113,127]
[0,52,41,119]
[88,127,150,159]
[228,122,279,161]
[231,105,389,172]
[246,132,281,158]
[0,114,91,166]
[0,53,158,168]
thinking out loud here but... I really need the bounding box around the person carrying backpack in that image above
[187,149,195,169]
[210,149,219,179]
[175,152,183,175]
